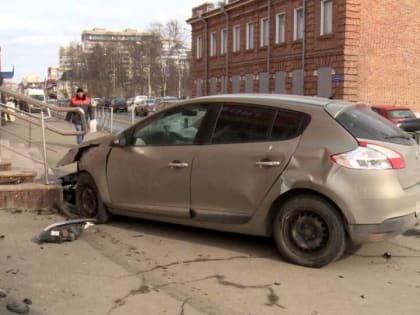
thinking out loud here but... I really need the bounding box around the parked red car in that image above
[371,105,420,133]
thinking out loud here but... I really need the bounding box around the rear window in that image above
[388,110,416,119]
[336,106,413,145]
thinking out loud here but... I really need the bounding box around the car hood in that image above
[56,133,114,167]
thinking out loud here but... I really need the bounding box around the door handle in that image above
[168,161,189,168]
[256,160,281,167]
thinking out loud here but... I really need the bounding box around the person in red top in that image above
[68,88,95,144]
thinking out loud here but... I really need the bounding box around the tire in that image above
[273,194,346,268]
[76,172,111,224]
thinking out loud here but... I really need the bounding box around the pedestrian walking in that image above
[5,97,16,122]
[67,88,94,144]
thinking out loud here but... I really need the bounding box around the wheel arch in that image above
[265,188,350,238]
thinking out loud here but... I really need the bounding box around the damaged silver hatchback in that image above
[58,94,420,267]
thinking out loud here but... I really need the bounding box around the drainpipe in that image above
[198,14,208,96]
[221,5,229,93]
[267,0,271,74]
[302,0,307,93]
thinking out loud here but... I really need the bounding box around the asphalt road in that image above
[0,114,420,315]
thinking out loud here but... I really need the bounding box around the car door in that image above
[191,103,309,222]
[106,103,210,218]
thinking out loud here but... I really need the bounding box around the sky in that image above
[0,0,203,82]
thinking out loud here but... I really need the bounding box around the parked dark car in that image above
[110,98,127,112]
[371,105,420,132]
[58,95,420,268]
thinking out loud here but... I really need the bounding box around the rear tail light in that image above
[331,142,405,170]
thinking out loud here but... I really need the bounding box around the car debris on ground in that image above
[36,218,97,244]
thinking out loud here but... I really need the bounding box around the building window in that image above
[196,36,202,59]
[293,7,304,40]
[246,22,254,50]
[275,13,286,44]
[260,18,269,47]
[221,29,227,55]
[321,0,333,35]
[210,32,217,56]
[233,25,240,52]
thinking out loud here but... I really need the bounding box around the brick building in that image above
[187,0,420,111]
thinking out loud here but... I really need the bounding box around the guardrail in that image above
[0,85,89,184]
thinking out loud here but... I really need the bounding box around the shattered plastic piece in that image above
[6,301,29,314]
[37,218,97,244]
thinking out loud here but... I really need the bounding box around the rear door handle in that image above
[168,161,189,168]
[256,160,281,167]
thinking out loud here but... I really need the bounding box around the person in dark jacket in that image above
[69,88,94,144]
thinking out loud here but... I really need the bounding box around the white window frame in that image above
[260,17,269,47]
[293,7,304,41]
[320,0,333,35]
[210,32,217,56]
[275,13,286,44]
[246,22,254,50]
[221,28,227,55]
[196,36,202,59]
[233,25,241,52]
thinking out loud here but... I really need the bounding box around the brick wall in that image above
[189,0,347,98]
[357,0,420,111]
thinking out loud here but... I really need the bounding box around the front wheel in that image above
[273,194,346,268]
[76,172,111,223]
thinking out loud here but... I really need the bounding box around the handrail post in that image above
[40,111,49,185]
[28,106,32,148]
[131,106,135,125]
[110,108,114,134]
[101,106,105,130]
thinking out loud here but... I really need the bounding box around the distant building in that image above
[81,28,153,51]
[187,0,420,111]
[59,28,191,97]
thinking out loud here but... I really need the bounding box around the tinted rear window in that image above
[336,107,413,145]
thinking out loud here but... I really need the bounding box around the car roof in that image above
[177,94,355,116]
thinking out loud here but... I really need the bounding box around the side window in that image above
[212,105,275,144]
[131,105,208,146]
[271,110,310,140]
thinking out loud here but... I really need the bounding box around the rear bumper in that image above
[348,211,420,244]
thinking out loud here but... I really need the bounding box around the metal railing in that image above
[0,85,88,185]
[95,106,138,133]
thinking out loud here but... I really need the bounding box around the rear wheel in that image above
[273,194,346,268]
[76,172,111,223]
